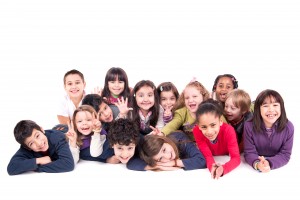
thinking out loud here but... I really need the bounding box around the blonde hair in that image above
[226,89,251,114]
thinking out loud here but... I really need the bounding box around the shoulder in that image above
[169,131,189,141]
[45,129,66,141]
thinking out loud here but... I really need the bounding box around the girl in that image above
[193,99,241,179]
[127,132,206,171]
[156,82,179,124]
[66,105,114,163]
[57,69,87,124]
[211,74,238,109]
[224,89,253,152]
[161,80,210,141]
[244,89,294,172]
[131,80,164,135]
[101,67,132,105]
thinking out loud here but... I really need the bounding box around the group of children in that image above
[7,68,294,180]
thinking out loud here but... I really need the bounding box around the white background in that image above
[0,1,299,199]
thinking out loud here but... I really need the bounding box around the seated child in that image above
[7,120,74,175]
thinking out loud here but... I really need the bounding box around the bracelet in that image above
[254,162,261,172]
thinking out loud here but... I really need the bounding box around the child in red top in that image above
[193,99,240,179]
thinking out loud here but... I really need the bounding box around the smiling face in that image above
[224,97,243,123]
[98,102,113,122]
[198,112,222,141]
[135,86,155,115]
[112,143,136,164]
[24,129,49,152]
[260,96,281,128]
[64,74,86,99]
[152,143,176,163]
[184,86,204,115]
[215,77,234,103]
[108,76,125,97]
[160,90,177,111]
[74,110,94,135]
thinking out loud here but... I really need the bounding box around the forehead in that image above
[198,112,220,124]
[24,128,41,143]
[218,77,233,85]
[99,102,110,110]
[184,86,200,94]
[114,143,136,148]
[262,96,277,104]
[65,74,83,82]
[137,86,153,93]
[76,110,93,118]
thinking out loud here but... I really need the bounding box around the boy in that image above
[107,118,140,164]
[7,120,75,175]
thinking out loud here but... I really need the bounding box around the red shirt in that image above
[193,123,240,175]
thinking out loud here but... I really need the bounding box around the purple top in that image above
[243,120,294,170]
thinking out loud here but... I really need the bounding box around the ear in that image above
[219,119,223,126]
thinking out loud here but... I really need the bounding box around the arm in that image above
[126,156,148,171]
[90,129,107,157]
[161,108,186,135]
[243,121,260,168]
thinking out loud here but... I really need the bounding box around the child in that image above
[7,120,74,175]
[69,105,114,163]
[101,67,132,106]
[107,118,140,164]
[193,99,241,179]
[211,74,238,109]
[224,89,253,152]
[243,89,294,172]
[156,82,179,124]
[57,69,86,124]
[161,80,210,141]
[127,132,206,171]
[131,80,164,135]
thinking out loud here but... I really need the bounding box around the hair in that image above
[156,82,180,102]
[63,69,85,85]
[139,134,179,167]
[14,120,43,149]
[82,94,107,113]
[72,105,98,147]
[252,89,288,133]
[226,89,251,114]
[101,67,131,104]
[131,80,160,131]
[196,99,223,122]
[212,74,238,92]
[107,118,140,147]
[174,81,210,111]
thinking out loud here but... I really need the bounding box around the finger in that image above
[70,120,75,131]
[67,121,71,130]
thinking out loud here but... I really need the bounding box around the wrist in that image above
[254,161,261,172]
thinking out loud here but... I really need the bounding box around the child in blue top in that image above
[127,131,206,171]
[7,120,74,175]
[244,89,294,172]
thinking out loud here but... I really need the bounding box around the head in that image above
[63,69,86,99]
[14,120,49,152]
[101,67,131,100]
[156,82,179,111]
[224,89,251,123]
[107,118,140,164]
[132,80,160,127]
[196,99,223,142]
[174,81,210,114]
[72,105,98,146]
[139,134,179,167]
[212,74,238,103]
[253,89,287,132]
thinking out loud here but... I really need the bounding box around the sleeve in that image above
[222,125,241,175]
[57,94,69,117]
[90,132,107,157]
[243,121,260,168]
[155,106,165,130]
[69,144,80,164]
[267,121,294,169]
[36,132,75,173]
[7,148,39,175]
[161,109,185,135]
[126,156,147,171]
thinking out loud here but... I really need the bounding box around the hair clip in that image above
[160,86,163,91]
[190,77,197,83]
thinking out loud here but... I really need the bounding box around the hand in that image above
[114,97,133,118]
[92,86,102,96]
[156,160,176,167]
[211,163,223,179]
[163,105,173,118]
[106,155,121,164]
[257,156,271,173]
[66,121,77,148]
[92,112,102,133]
[36,156,52,165]
[148,126,164,136]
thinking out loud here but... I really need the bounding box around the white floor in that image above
[1,1,300,199]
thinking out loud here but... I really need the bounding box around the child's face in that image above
[112,143,136,164]
[184,87,203,114]
[215,77,234,103]
[64,74,86,99]
[24,129,49,152]
[224,97,243,123]
[98,102,113,122]
[160,91,177,111]
[153,143,176,163]
[74,111,94,135]
[108,77,125,97]
[197,113,222,141]
[260,96,281,128]
[135,86,155,113]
